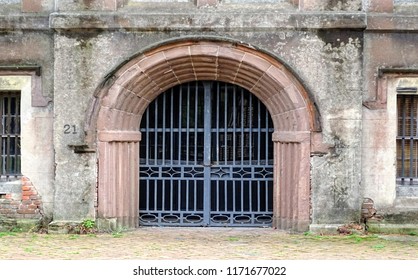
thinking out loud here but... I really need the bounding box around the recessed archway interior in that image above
[138,80,275,227]
[89,39,318,231]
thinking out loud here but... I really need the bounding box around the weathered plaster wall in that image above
[5,2,410,230]
[0,30,54,220]
[50,7,364,227]
[362,30,418,223]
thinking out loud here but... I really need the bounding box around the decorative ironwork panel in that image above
[139,81,274,226]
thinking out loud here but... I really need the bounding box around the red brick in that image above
[22,195,30,201]
[22,191,35,196]
[22,186,31,191]
[22,181,32,187]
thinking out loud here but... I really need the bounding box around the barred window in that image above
[397,93,418,185]
[0,91,21,179]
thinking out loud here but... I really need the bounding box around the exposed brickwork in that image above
[0,177,43,219]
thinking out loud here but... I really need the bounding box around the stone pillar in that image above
[273,131,311,232]
[366,0,393,12]
[97,131,141,229]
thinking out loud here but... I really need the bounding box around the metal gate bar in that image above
[139,81,273,227]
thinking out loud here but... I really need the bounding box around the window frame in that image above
[0,90,21,180]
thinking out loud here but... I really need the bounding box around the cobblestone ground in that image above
[1,227,418,260]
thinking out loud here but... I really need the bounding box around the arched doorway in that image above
[87,39,320,231]
[139,81,274,226]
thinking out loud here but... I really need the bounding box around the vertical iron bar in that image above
[154,98,158,164]
[162,92,166,165]
[224,84,228,164]
[233,85,236,164]
[411,96,414,181]
[216,83,220,164]
[194,82,198,164]
[249,93,253,163]
[265,102,269,164]
[415,96,418,178]
[0,96,2,175]
[154,181,157,212]
[145,102,150,165]
[401,96,406,178]
[249,169,253,212]
[257,100,261,165]
[232,180,236,217]
[178,86,182,163]
[186,85,190,165]
[203,82,212,226]
[0,95,3,175]
[17,95,20,174]
[170,88,174,163]
[240,87,244,166]
[257,180,261,212]
[169,89,174,212]
[6,95,11,175]
[186,180,189,211]
[216,180,219,212]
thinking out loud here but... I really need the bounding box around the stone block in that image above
[195,0,218,7]
[22,0,42,13]
[48,221,82,234]
[16,219,41,232]
[96,218,117,232]
[367,0,394,12]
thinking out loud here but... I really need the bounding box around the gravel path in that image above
[1,227,418,260]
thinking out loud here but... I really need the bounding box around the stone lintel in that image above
[367,14,418,32]
[0,15,50,30]
[49,12,366,31]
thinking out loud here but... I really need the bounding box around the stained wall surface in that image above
[0,0,416,231]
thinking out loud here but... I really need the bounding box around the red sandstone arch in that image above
[88,39,320,231]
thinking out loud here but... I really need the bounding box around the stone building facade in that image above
[0,0,417,233]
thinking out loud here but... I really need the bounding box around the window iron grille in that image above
[0,91,21,180]
[397,94,418,185]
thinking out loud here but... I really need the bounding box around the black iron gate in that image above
[139,81,274,227]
